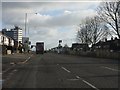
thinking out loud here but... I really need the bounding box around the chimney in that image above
[105,38,107,42]
[111,37,113,41]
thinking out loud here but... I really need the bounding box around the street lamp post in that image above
[25,13,27,37]
[24,12,38,37]
[24,12,38,52]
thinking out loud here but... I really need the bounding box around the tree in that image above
[97,0,120,38]
[76,17,92,45]
[87,16,109,44]
[77,16,108,45]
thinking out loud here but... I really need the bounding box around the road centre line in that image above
[101,66,120,72]
[61,67,71,73]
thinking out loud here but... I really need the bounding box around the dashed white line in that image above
[101,66,120,72]
[82,80,99,90]
[61,67,71,73]
[13,69,17,72]
[59,65,99,90]
[76,76,80,79]
[67,79,79,81]
[75,75,99,90]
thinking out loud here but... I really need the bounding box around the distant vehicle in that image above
[36,42,44,54]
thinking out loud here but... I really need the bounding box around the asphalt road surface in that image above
[2,53,120,89]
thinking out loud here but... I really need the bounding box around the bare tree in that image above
[77,16,108,45]
[88,16,109,44]
[76,17,91,45]
[97,0,120,38]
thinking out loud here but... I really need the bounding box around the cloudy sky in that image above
[2,0,101,50]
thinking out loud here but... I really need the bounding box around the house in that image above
[71,43,89,52]
[92,38,120,52]
[2,26,22,43]
[0,31,14,54]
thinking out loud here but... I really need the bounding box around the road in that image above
[2,53,119,89]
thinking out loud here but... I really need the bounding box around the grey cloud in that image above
[2,2,100,49]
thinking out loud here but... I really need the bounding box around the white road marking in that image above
[61,67,71,73]
[82,80,99,90]
[31,54,33,57]
[3,67,13,73]
[24,54,33,63]
[10,62,15,65]
[59,65,99,90]
[19,55,32,64]
[75,75,99,90]
[22,57,31,63]
[76,76,80,79]
[67,79,79,81]
[101,66,120,72]
[13,69,17,72]
[28,57,31,59]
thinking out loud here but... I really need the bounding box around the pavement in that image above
[2,52,120,89]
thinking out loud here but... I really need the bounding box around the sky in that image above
[1,0,101,50]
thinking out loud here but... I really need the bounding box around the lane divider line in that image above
[67,79,79,81]
[61,67,71,73]
[60,66,99,90]
[101,66,120,72]
[76,76,80,79]
[82,80,99,90]
[75,75,99,90]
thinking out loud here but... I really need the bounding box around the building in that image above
[22,37,30,52]
[2,26,22,43]
[12,26,22,43]
[0,31,14,54]
[72,43,89,51]
[92,38,120,52]
[2,28,14,39]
